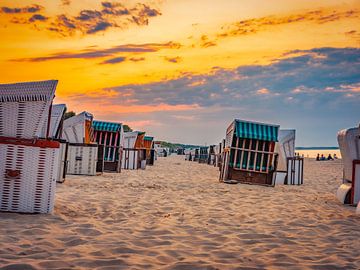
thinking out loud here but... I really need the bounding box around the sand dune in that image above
[0,156,359,269]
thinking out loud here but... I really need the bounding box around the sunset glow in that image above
[1,0,359,145]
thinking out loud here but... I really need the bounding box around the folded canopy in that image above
[93,120,122,133]
[234,119,279,142]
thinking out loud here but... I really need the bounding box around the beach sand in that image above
[0,155,359,269]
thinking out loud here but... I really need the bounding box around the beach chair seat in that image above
[0,137,59,213]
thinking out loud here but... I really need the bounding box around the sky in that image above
[1,0,359,146]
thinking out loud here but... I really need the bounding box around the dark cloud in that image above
[1,5,43,14]
[2,2,162,36]
[87,21,112,34]
[29,14,48,22]
[164,56,182,63]
[12,42,181,62]
[100,56,126,64]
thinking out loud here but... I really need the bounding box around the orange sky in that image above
[1,0,359,144]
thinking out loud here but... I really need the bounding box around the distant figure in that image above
[334,153,338,159]
[316,154,320,161]
[327,154,334,160]
[320,154,326,161]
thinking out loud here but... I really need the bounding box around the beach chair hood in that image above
[0,80,58,139]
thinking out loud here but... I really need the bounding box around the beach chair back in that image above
[0,80,57,139]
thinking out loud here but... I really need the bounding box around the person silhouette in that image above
[316,153,320,161]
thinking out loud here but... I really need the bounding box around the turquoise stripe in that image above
[234,120,278,141]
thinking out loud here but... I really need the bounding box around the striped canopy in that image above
[144,136,154,141]
[93,120,122,132]
[234,119,279,142]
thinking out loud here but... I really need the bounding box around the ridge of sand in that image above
[0,156,359,269]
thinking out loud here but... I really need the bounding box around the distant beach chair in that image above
[336,125,360,205]
[144,136,155,166]
[199,146,209,164]
[122,131,147,170]
[275,130,304,185]
[0,80,60,213]
[93,120,123,173]
[207,145,216,165]
[62,111,99,176]
[219,119,279,186]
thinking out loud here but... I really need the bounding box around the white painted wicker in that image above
[0,138,59,213]
[66,144,98,175]
[45,104,66,139]
[0,80,57,139]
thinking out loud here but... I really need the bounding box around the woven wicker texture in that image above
[46,104,66,138]
[0,142,59,213]
[66,145,98,175]
[62,112,94,143]
[0,80,57,139]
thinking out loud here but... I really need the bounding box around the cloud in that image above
[129,57,145,62]
[61,0,71,6]
[87,21,112,34]
[1,5,43,14]
[100,56,126,64]
[11,41,181,62]
[256,88,270,95]
[2,2,162,36]
[29,14,48,22]
[88,47,359,110]
[217,9,359,39]
[164,56,182,63]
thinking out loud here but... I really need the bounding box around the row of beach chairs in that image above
[0,80,157,213]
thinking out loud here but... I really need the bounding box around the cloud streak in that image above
[218,9,359,39]
[11,41,181,63]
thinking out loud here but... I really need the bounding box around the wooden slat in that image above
[239,139,245,169]
[246,139,252,171]
[233,136,239,168]
[260,141,265,172]
[108,132,113,161]
[253,140,258,171]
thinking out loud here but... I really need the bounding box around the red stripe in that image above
[0,136,60,148]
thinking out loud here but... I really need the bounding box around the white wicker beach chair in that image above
[0,80,59,214]
[0,80,57,139]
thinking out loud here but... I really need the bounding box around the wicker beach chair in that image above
[219,119,279,186]
[93,120,123,172]
[336,125,360,205]
[62,112,99,176]
[0,80,59,213]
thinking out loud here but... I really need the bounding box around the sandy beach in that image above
[0,155,359,270]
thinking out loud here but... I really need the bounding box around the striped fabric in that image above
[93,120,122,132]
[234,119,279,142]
[144,136,154,141]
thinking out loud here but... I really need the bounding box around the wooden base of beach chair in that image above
[227,168,275,186]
